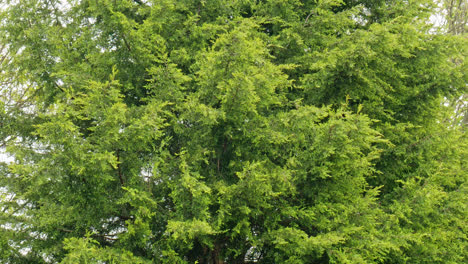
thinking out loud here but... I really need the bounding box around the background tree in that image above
[435,0,468,127]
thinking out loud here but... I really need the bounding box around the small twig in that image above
[116,150,125,186]
[328,124,335,143]
[304,11,315,25]
[121,33,132,52]
[92,232,120,241]
[59,228,73,233]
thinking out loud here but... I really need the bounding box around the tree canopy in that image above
[0,0,467,263]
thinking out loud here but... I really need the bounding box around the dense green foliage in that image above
[0,0,467,263]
